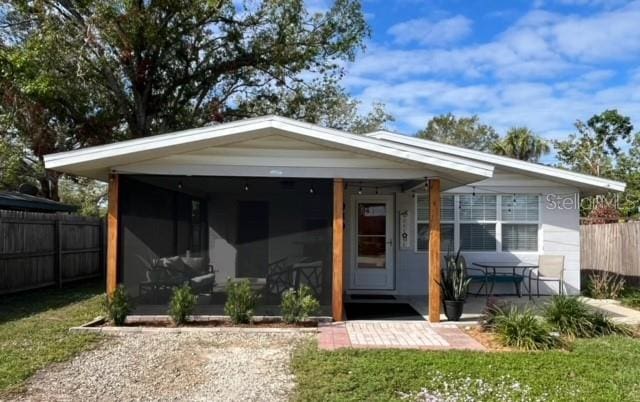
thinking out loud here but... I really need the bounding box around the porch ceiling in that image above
[44,116,494,188]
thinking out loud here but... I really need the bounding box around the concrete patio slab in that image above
[583,298,640,325]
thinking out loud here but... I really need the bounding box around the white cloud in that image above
[387,15,473,46]
[354,75,640,139]
[351,1,640,82]
[550,4,640,60]
[348,40,575,81]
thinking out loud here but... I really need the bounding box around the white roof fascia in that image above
[44,116,494,179]
[367,130,626,193]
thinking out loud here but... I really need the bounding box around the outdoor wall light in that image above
[177,181,183,189]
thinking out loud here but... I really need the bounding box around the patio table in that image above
[471,263,538,298]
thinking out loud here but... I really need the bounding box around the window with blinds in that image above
[414,193,539,253]
[460,223,497,251]
[416,194,454,221]
[502,195,539,221]
[417,223,454,251]
[502,224,538,251]
[459,194,497,221]
[416,194,454,251]
[459,194,497,251]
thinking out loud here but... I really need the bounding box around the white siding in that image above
[113,135,445,180]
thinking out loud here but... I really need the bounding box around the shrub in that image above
[543,296,595,339]
[544,295,633,338]
[621,287,640,309]
[589,311,634,337]
[480,298,510,331]
[224,279,258,324]
[585,271,625,299]
[281,286,320,324]
[168,284,197,325]
[492,306,560,350]
[104,285,133,325]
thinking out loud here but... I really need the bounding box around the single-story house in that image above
[43,116,625,322]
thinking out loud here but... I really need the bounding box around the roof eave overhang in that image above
[368,131,626,195]
[43,116,494,183]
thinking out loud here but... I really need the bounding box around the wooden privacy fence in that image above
[0,210,105,295]
[581,221,640,281]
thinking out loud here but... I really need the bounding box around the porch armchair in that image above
[528,255,565,299]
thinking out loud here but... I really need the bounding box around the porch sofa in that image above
[139,256,216,303]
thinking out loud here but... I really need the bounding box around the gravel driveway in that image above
[10,331,312,402]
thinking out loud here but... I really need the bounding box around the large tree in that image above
[416,113,499,152]
[1,0,376,200]
[555,109,638,218]
[555,110,633,177]
[492,127,550,162]
[235,82,393,134]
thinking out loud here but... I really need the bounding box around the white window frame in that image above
[415,193,542,254]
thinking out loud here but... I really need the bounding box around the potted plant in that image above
[438,249,472,321]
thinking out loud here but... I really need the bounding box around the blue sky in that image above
[332,0,640,143]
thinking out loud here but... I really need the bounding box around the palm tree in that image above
[492,127,551,162]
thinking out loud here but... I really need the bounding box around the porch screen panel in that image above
[118,176,332,316]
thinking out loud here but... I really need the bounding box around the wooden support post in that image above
[106,174,119,296]
[332,178,345,321]
[428,178,441,323]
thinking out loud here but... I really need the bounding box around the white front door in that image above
[351,195,395,290]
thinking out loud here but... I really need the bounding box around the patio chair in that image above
[528,255,565,299]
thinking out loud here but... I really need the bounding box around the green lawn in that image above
[0,281,104,394]
[293,337,640,401]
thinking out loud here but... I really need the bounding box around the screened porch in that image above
[118,175,334,315]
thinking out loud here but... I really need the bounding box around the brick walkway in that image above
[318,321,485,351]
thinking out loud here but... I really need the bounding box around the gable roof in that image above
[44,116,494,186]
[366,130,626,195]
[43,115,625,195]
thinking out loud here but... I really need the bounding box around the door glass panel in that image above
[358,203,386,235]
[357,202,386,269]
[357,237,386,269]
